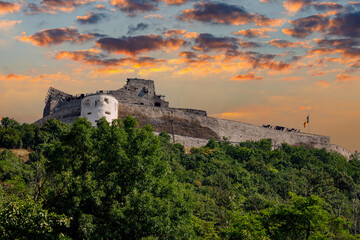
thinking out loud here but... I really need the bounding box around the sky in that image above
[0,0,359,152]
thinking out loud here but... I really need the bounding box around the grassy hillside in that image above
[0,116,360,239]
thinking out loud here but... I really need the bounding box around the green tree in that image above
[0,197,70,239]
[263,193,353,240]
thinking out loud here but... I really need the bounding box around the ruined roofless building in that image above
[36,78,353,159]
[42,78,171,124]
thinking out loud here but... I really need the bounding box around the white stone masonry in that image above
[81,94,118,126]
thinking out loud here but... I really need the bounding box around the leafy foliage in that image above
[0,117,359,239]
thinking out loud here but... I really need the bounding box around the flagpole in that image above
[308,113,310,134]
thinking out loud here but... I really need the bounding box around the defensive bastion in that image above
[34,78,352,159]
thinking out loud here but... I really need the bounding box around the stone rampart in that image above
[36,78,352,160]
[117,102,331,150]
[326,144,353,159]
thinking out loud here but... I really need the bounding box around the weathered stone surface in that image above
[35,78,353,159]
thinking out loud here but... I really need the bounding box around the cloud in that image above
[336,74,360,82]
[328,11,360,38]
[178,2,282,26]
[284,76,301,81]
[144,14,163,19]
[96,35,186,56]
[282,14,329,38]
[95,4,105,9]
[283,0,313,14]
[312,2,343,11]
[227,51,292,72]
[231,73,263,81]
[177,51,213,66]
[16,27,96,46]
[239,41,262,48]
[127,23,149,35]
[110,0,160,15]
[268,39,312,48]
[0,1,20,15]
[55,49,166,68]
[0,20,22,30]
[25,0,94,14]
[76,12,106,24]
[0,72,70,83]
[317,80,330,87]
[283,11,360,38]
[183,31,199,39]
[192,33,239,53]
[164,29,186,37]
[233,27,276,38]
[164,0,194,5]
[309,38,360,58]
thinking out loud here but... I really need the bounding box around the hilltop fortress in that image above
[35,78,352,159]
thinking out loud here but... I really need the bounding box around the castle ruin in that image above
[35,78,352,159]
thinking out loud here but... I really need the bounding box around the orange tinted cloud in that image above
[25,0,95,14]
[95,4,105,9]
[309,38,360,59]
[144,14,163,19]
[283,0,313,14]
[192,33,238,53]
[269,39,312,48]
[226,51,293,72]
[0,1,20,15]
[0,72,69,83]
[284,76,302,81]
[16,27,96,46]
[312,2,343,11]
[76,12,105,24]
[96,35,186,56]
[231,73,263,81]
[55,49,166,69]
[233,28,276,38]
[179,2,282,26]
[282,14,328,38]
[110,0,159,15]
[336,74,360,82]
[183,32,199,39]
[164,0,192,5]
[164,29,186,37]
[42,0,94,12]
[0,20,22,30]
[317,80,330,87]
[0,73,29,82]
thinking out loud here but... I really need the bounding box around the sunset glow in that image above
[0,0,359,151]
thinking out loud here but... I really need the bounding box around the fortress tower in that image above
[81,94,118,126]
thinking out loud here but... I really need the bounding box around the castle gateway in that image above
[35,78,352,159]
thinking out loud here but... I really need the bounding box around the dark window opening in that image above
[155,102,161,107]
[104,98,109,104]
[105,111,110,115]
[87,112,92,115]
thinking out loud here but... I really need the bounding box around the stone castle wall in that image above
[117,102,332,149]
[36,79,353,159]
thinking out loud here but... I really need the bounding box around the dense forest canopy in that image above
[0,116,360,239]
